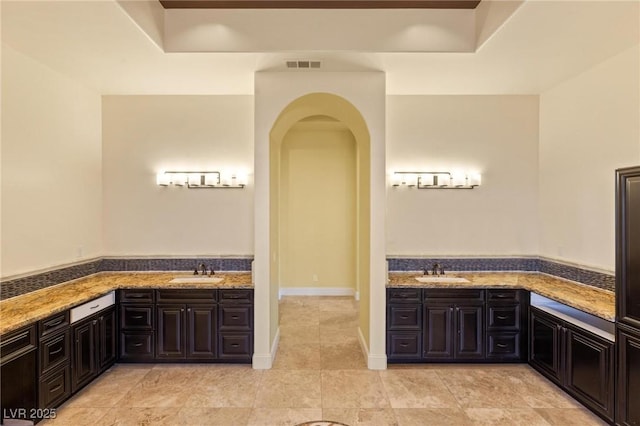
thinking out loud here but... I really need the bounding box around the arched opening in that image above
[269,93,372,355]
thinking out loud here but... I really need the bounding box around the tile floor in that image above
[42,296,607,425]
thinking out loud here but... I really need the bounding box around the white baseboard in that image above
[252,327,280,369]
[357,327,387,370]
[279,287,356,299]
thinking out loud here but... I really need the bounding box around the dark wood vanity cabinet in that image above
[1,324,38,423]
[156,303,217,360]
[71,306,116,393]
[617,324,640,426]
[38,311,71,410]
[529,306,614,423]
[387,288,526,363]
[119,289,155,361]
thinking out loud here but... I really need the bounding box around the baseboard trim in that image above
[252,327,280,370]
[279,287,356,298]
[357,326,387,370]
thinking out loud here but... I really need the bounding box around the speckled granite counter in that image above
[388,272,615,322]
[0,272,252,335]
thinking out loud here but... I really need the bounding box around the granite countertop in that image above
[388,272,615,322]
[0,272,253,335]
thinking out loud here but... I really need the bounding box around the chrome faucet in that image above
[200,263,207,276]
[432,263,445,276]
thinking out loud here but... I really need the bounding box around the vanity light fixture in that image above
[157,171,247,188]
[391,171,481,189]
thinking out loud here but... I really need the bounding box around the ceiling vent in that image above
[286,60,321,69]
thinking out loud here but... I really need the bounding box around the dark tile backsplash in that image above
[1,257,253,300]
[1,255,614,300]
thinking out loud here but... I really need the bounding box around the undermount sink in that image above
[415,276,471,284]
[169,276,224,284]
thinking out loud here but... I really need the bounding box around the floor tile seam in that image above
[432,368,472,411]
[251,367,268,409]
[465,407,555,426]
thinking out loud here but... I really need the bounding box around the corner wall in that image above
[1,45,102,278]
[539,45,640,271]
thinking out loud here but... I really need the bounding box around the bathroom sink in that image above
[414,276,471,284]
[169,276,224,284]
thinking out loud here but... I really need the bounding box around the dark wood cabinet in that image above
[387,288,526,363]
[188,305,217,359]
[156,305,186,359]
[71,306,116,393]
[529,306,614,423]
[617,324,640,426]
[119,290,155,361]
[1,324,38,423]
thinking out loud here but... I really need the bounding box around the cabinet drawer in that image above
[70,292,115,324]
[387,332,422,360]
[218,333,252,361]
[1,324,36,363]
[487,289,521,302]
[119,289,154,303]
[487,304,521,330]
[219,306,252,331]
[219,289,253,304]
[486,332,521,359]
[157,289,217,303]
[387,305,421,330]
[120,305,154,330]
[40,330,70,375]
[39,364,71,409]
[120,332,154,360]
[387,288,422,304]
[424,289,484,301]
[39,311,70,338]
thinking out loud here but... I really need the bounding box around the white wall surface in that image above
[386,95,539,257]
[539,45,640,272]
[102,95,254,256]
[1,45,102,278]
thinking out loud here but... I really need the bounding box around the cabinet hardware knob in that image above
[93,320,98,325]
[181,309,184,312]
[187,308,191,312]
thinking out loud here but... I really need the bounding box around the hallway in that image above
[42,296,605,425]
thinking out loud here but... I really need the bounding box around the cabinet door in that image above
[98,307,117,371]
[617,325,640,426]
[156,305,186,359]
[455,304,484,359]
[529,308,562,384]
[423,304,453,360]
[564,325,614,422]
[71,319,97,393]
[187,305,217,359]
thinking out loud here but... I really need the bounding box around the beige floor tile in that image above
[247,408,323,426]
[280,296,322,309]
[279,325,321,343]
[321,370,390,408]
[254,370,322,408]
[319,311,359,329]
[175,407,252,425]
[394,408,472,426]
[273,341,322,369]
[318,297,358,312]
[280,308,321,327]
[437,368,530,408]
[320,340,367,370]
[39,407,110,425]
[535,408,608,425]
[493,368,582,408]
[94,407,177,425]
[184,366,263,407]
[323,408,398,425]
[119,367,200,407]
[464,408,551,425]
[379,370,460,408]
[319,328,359,344]
[66,365,151,408]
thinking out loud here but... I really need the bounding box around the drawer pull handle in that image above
[133,342,143,347]
[494,294,509,298]
[131,315,144,319]
[496,315,509,320]
[128,294,146,298]
[400,315,409,319]
[89,304,100,310]
[400,343,409,347]
[232,316,239,320]
[50,384,63,392]
[496,343,508,348]
[46,319,63,328]
[231,344,240,347]
[49,347,63,356]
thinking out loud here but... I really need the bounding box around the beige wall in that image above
[101,95,254,257]
[386,95,540,257]
[539,45,640,272]
[1,45,102,277]
[279,119,357,290]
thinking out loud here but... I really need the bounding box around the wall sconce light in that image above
[391,171,481,189]
[157,171,247,188]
